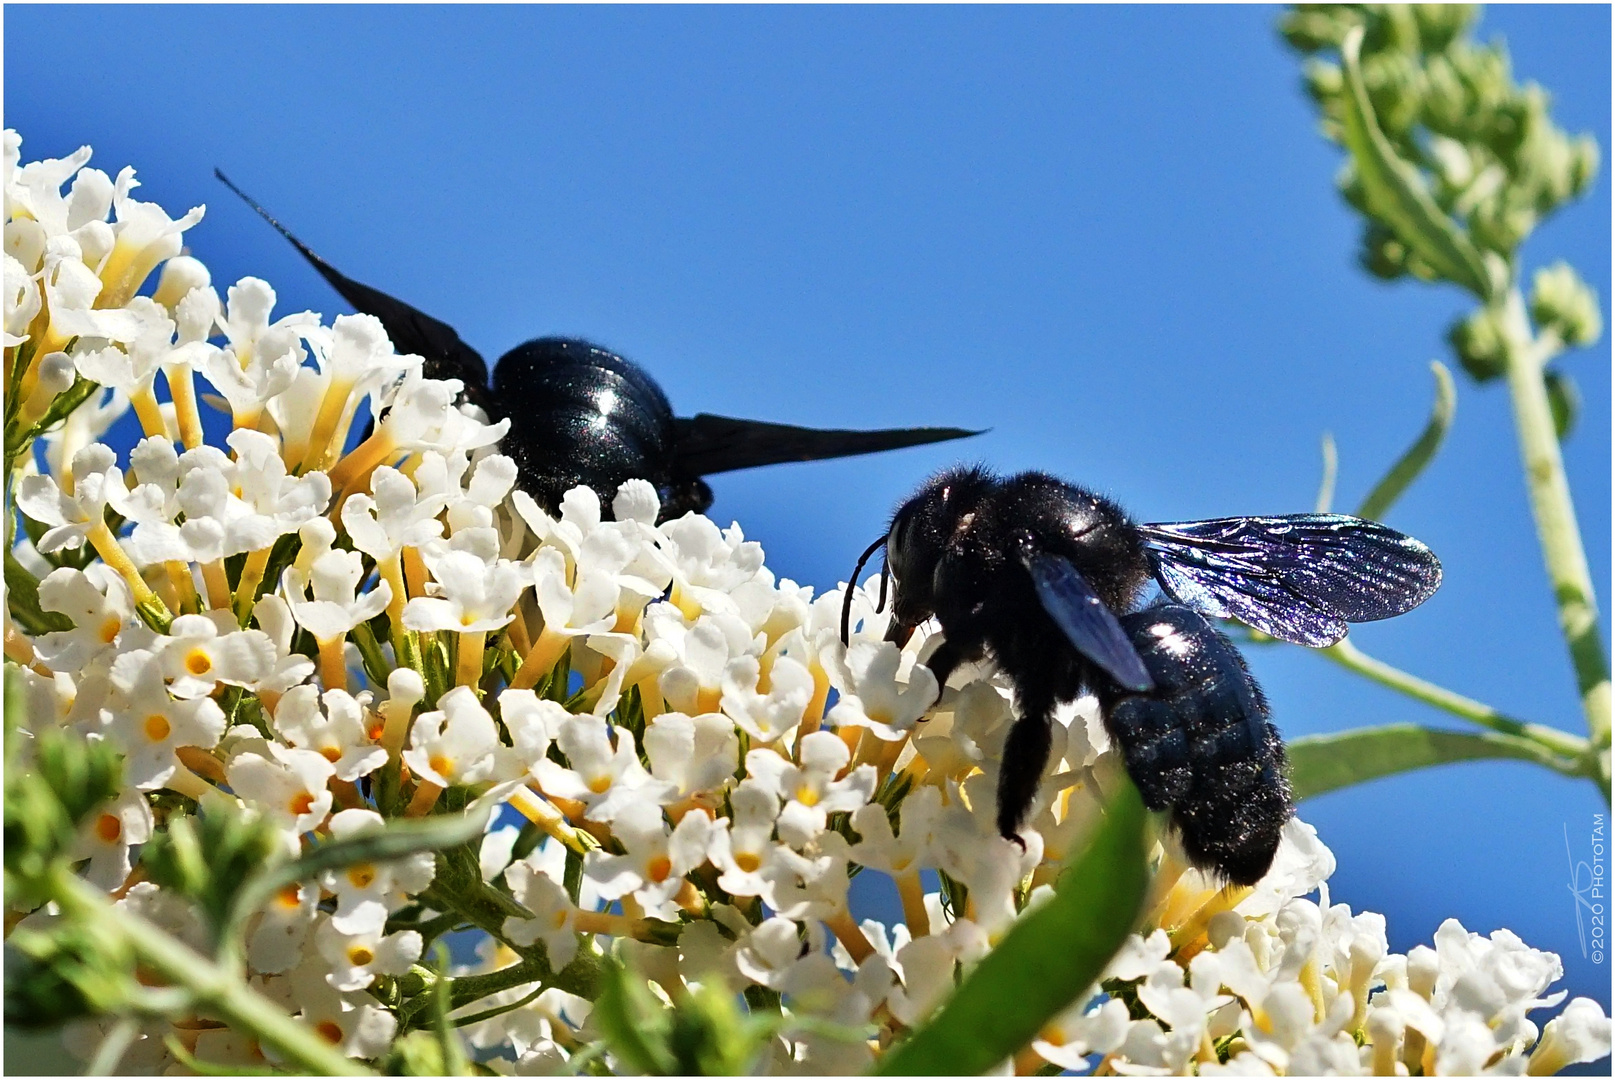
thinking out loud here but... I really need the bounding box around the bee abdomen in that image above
[1101,604,1293,886]
[491,338,677,512]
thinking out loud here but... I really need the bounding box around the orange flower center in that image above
[143,714,171,741]
[98,615,122,644]
[347,945,375,966]
[646,855,673,883]
[315,1021,343,1045]
[288,791,316,816]
[428,754,453,780]
[184,648,212,676]
[95,813,122,843]
[275,884,304,910]
[347,864,377,890]
[734,852,762,874]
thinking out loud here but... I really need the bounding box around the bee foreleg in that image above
[996,680,1059,846]
[918,633,982,708]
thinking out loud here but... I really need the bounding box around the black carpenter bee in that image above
[215,172,978,518]
[841,466,1442,884]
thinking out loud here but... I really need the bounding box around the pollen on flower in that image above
[587,774,612,794]
[429,754,453,780]
[95,814,122,843]
[143,714,171,741]
[796,785,821,808]
[98,615,121,644]
[734,851,762,873]
[646,855,673,883]
[288,791,316,816]
[320,746,342,763]
[275,884,303,909]
[315,1021,344,1045]
[184,648,213,676]
[347,864,377,889]
[347,945,375,966]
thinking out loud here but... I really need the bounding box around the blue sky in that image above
[7,4,1610,1019]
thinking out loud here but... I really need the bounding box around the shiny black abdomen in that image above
[1100,603,1292,885]
[491,337,677,513]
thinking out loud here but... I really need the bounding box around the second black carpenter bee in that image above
[841,465,1442,884]
[215,172,978,519]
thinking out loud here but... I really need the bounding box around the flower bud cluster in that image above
[1281,5,1599,277]
[5,133,1608,1075]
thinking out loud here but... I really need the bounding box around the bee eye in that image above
[884,521,906,575]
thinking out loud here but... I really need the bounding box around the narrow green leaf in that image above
[1290,723,1581,801]
[878,782,1148,1077]
[5,551,73,634]
[594,961,675,1075]
[1544,369,1580,441]
[1355,360,1457,521]
[1314,431,1338,513]
[1337,28,1494,300]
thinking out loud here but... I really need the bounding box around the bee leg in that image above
[659,478,714,520]
[917,634,981,708]
[996,680,1058,846]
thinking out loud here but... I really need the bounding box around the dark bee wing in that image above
[213,170,490,394]
[670,414,981,478]
[1019,550,1153,692]
[1137,514,1443,648]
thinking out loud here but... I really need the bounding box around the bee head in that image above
[882,466,995,645]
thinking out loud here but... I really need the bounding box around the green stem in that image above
[48,868,372,1076]
[1496,287,1612,784]
[1319,638,1592,763]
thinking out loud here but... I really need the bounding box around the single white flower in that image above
[402,685,501,789]
[503,856,581,969]
[106,654,227,791]
[226,740,336,836]
[746,733,876,848]
[272,686,387,781]
[314,918,423,992]
[533,712,676,821]
[403,549,526,634]
[316,809,437,936]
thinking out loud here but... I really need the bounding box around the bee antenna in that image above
[840,535,889,646]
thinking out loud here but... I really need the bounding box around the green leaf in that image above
[1289,723,1580,801]
[878,781,1149,1076]
[1337,28,1495,300]
[594,960,676,1075]
[1544,369,1580,441]
[1355,360,1457,521]
[5,551,73,634]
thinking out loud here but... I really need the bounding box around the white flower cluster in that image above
[4,133,1608,1076]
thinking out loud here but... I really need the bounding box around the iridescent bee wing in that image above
[1137,514,1443,648]
[1019,548,1153,692]
[214,170,491,399]
[670,413,981,479]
